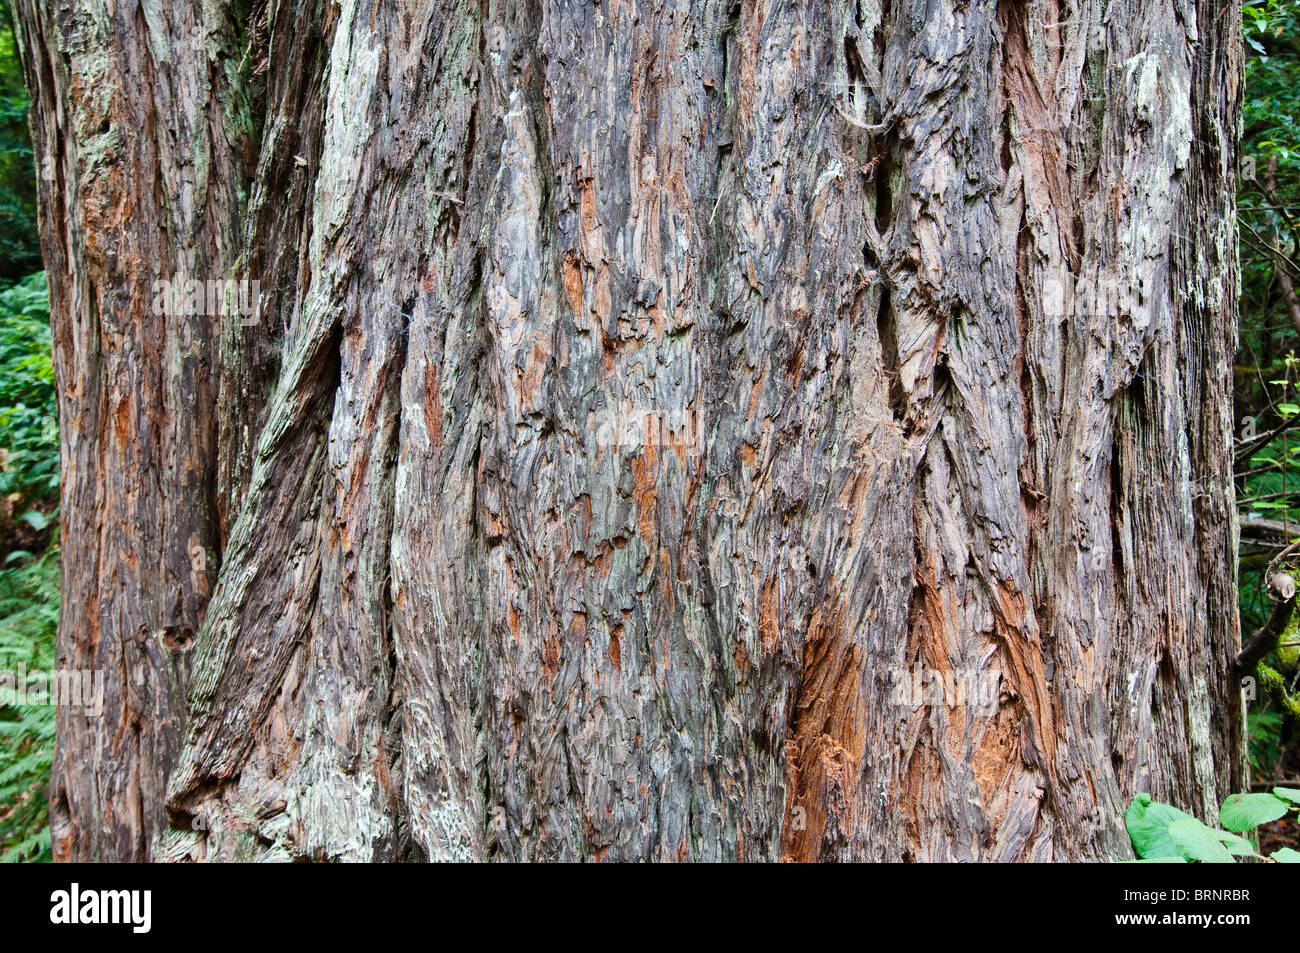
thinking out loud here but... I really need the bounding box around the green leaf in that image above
[1271,847,1300,863]
[1220,792,1290,832]
[1168,818,1237,863]
[1211,828,1257,856]
[1122,857,1187,863]
[1271,786,1300,805]
[17,510,46,531]
[1126,793,1195,859]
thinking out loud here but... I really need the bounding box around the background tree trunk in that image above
[16,0,1242,861]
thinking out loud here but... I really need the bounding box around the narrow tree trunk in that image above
[16,0,1242,862]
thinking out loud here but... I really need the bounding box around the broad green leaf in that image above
[1271,847,1300,863]
[1126,793,1195,859]
[1220,792,1290,832]
[1272,786,1300,805]
[1210,828,1257,856]
[1168,818,1237,863]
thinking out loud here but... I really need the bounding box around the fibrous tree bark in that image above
[16,0,1242,861]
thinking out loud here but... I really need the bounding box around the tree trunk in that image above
[16,0,1243,862]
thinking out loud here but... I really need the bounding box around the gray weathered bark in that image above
[16,0,1242,861]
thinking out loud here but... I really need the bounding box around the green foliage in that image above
[1125,793,1200,861]
[1166,818,1239,863]
[0,541,56,862]
[0,269,56,861]
[0,272,55,509]
[1237,0,1300,782]
[1124,789,1300,863]
[1247,710,1284,775]
[1221,791,1292,830]
[0,8,39,282]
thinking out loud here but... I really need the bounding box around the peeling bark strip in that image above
[17,0,1241,861]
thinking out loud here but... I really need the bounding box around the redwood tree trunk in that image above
[17,0,1242,862]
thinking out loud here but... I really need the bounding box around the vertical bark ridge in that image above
[15,0,244,860]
